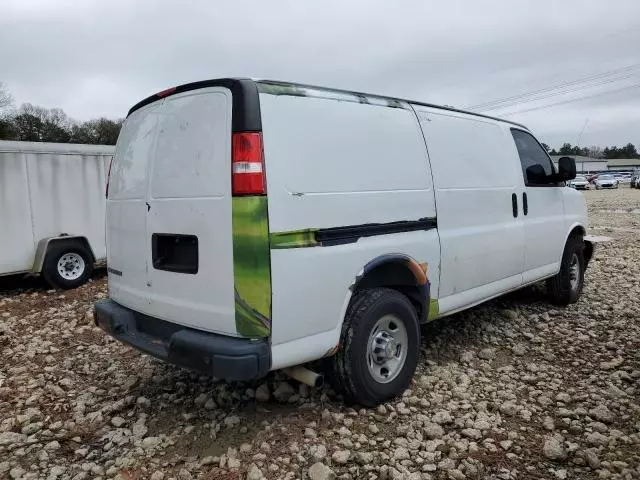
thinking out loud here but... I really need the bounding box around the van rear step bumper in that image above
[94,300,270,380]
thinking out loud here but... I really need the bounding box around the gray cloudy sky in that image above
[2,0,639,148]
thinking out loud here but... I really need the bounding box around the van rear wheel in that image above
[330,288,420,407]
[547,234,585,306]
[42,242,93,290]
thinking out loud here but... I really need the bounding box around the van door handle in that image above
[512,193,518,218]
[523,192,528,215]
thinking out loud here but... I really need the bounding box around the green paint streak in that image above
[232,196,271,338]
[235,290,270,338]
[428,299,439,321]
[270,230,319,249]
[259,83,410,111]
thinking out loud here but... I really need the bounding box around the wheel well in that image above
[568,226,593,266]
[569,226,586,240]
[353,259,427,321]
[47,237,96,262]
[584,240,594,266]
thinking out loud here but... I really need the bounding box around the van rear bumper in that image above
[94,299,271,380]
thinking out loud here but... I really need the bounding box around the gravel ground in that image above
[1,188,639,480]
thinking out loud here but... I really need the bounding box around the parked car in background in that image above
[614,173,631,184]
[94,78,595,406]
[595,174,619,189]
[630,170,640,188]
[1,141,113,289]
[569,175,591,190]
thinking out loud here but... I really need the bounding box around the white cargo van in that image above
[95,79,596,406]
[1,140,113,289]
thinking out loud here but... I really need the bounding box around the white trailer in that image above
[1,140,113,288]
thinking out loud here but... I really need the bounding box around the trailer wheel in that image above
[42,242,94,289]
[330,288,420,407]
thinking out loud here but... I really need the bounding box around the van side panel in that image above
[259,90,439,365]
[412,107,525,313]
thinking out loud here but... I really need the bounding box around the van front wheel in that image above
[331,288,420,407]
[547,234,585,306]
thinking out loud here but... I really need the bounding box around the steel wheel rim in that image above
[57,253,85,281]
[366,314,408,384]
[569,253,580,291]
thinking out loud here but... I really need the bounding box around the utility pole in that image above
[576,118,589,151]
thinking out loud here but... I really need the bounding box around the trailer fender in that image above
[32,235,96,273]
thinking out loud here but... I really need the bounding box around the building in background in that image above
[550,155,640,174]
[606,158,640,172]
[550,155,608,174]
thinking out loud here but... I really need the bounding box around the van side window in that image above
[511,129,555,186]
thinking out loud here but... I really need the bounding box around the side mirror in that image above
[526,164,548,185]
[558,156,577,181]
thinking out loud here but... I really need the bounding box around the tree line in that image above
[541,142,639,159]
[2,82,639,155]
[0,82,122,145]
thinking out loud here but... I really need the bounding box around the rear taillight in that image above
[105,157,113,198]
[232,132,266,195]
[156,86,176,98]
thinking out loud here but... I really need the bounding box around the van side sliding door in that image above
[413,106,525,313]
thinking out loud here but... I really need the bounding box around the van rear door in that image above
[145,88,236,334]
[107,87,237,336]
[107,102,160,314]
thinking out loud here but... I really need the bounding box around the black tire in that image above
[546,234,585,306]
[330,288,420,407]
[41,242,94,289]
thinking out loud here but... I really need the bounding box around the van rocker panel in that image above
[94,299,270,380]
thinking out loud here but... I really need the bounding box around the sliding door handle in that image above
[512,193,518,218]
[523,192,528,215]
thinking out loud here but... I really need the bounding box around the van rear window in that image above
[109,107,159,199]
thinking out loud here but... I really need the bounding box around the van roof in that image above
[128,78,528,130]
